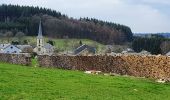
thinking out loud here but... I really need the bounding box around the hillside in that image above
[0,63,170,100]
[0,4,133,45]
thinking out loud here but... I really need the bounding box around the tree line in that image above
[0,4,133,45]
[132,35,170,55]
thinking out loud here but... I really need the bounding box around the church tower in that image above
[36,20,44,54]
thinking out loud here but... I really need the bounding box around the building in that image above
[0,43,10,51]
[0,44,22,54]
[139,50,151,55]
[73,44,96,56]
[16,45,33,53]
[43,43,54,55]
[122,48,135,54]
[33,20,54,55]
[0,44,33,54]
[166,51,170,56]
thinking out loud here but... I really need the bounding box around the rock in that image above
[156,79,166,83]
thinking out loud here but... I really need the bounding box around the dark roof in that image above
[74,44,96,55]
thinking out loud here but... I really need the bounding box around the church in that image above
[33,20,54,55]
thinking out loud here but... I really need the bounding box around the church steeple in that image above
[37,20,43,38]
[36,20,44,54]
[34,19,54,55]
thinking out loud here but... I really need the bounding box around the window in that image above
[38,48,41,51]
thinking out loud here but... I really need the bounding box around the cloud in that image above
[141,0,170,5]
[0,0,170,33]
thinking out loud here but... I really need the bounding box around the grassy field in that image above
[0,63,170,100]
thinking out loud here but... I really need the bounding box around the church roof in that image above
[37,20,43,39]
[44,43,53,49]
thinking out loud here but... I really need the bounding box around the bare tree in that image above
[63,36,69,51]
[4,31,13,43]
[0,33,4,43]
[22,47,33,53]
[160,41,170,55]
[15,32,25,44]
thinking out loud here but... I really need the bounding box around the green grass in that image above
[0,63,170,100]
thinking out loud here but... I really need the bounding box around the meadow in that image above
[0,63,170,100]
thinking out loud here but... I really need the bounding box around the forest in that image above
[132,35,170,55]
[0,4,133,45]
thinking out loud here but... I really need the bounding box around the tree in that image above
[23,40,28,44]
[15,32,25,44]
[0,33,4,43]
[132,37,164,54]
[22,47,33,53]
[11,41,19,45]
[47,40,55,46]
[0,4,133,45]
[160,41,170,55]
[63,36,69,51]
[79,40,83,46]
[4,31,13,43]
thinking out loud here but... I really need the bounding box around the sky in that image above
[1,0,170,33]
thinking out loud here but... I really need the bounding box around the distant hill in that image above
[158,33,170,38]
[134,33,170,38]
[0,4,133,44]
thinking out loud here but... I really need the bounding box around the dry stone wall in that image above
[0,53,31,66]
[38,55,170,79]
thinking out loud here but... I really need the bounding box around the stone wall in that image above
[38,55,170,79]
[0,53,31,66]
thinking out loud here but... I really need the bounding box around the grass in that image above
[0,63,170,100]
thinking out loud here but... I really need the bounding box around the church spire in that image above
[37,20,43,38]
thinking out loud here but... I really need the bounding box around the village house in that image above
[0,44,21,54]
[121,48,135,54]
[73,44,96,56]
[33,20,54,55]
[139,50,151,55]
[166,51,170,56]
[0,44,33,54]
[0,43,10,51]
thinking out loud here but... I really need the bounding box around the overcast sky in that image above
[1,0,170,33]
